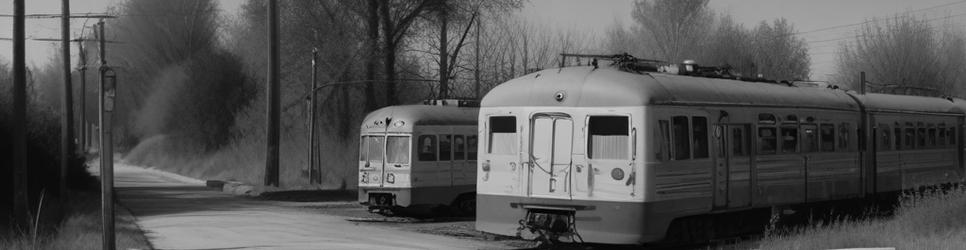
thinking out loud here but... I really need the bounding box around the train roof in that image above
[361,104,479,133]
[857,93,964,115]
[482,66,860,111]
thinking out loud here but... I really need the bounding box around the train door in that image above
[528,113,574,199]
[713,124,752,208]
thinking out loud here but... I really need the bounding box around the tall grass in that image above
[758,187,966,249]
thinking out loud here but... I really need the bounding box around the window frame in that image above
[487,116,518,155]
[587,115,632,160]
[417,134,438,162]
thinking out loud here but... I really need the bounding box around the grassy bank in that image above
[0,191,152,250]
[758,187,966,249]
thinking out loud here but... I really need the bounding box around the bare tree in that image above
[630,0,714,63]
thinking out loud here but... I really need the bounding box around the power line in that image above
[804,12,966,45]
[792,0,966,36]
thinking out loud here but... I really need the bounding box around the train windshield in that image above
[386,136,411,164]
[364,136,385,162]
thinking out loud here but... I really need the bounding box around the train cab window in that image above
[672,116,692,160]
[692,117,709,159]
[781,126,799,153]
[656,120,671,161]
[927,127,937,148]
[454,135,466,160]
[467,135,478,160]
[440,135,453,161]
[879,124,892,151]
[839,123,852,151]
[418,135,437,161]
[820,124,835,152]
[904,127,915,149]
[588,116,630,160]
[366,135,386,161]
[489,116,518,155]
[359,136,368,161]
[387,136,411,164]
[758,127,777,155]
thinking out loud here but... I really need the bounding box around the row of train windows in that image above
[487,116,632,160]
[416,134,479,162]
[655,115,854,161]
[878,123,957,151]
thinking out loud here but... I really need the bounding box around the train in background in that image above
[475,54,965,244]
[358,99,480,215]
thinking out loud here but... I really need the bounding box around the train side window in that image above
[692,116,709,159]
[917,127,926,148]
[938,125,947,147]
[656,120,671,161]
[949,127,957,146]
[454,135,466,160]
[802,126,818,153]
[588,116,630,160]
[758,127,777,155]
[820,124,835,152]
[418,135,437,161]
[879,124,891,151]
[360,136,368,161]
[732,127,748,156]
[467,135,478,160]
[894,126,902,150]
[904,127,915,149]
[440,135,453,161]
[781,126,799,153]
[672,116,691,160]
[488,116,517,155]
[838,123,852,151]
[927,127,937,148]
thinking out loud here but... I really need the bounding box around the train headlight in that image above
[387,173,395,184]
[393,121,405,127]
[611,168,625,180]
[482,160,491,172]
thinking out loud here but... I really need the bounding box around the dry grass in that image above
[757,187,966,250]
[0,192,152,250]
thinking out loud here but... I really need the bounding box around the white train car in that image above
[358,100,480,214]
[475,56,965,244]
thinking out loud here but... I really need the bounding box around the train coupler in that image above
[516,208,583,244]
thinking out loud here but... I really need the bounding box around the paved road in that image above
[108,162,517,250]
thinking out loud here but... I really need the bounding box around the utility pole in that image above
[12,0,29,229]
[77,40,87,152]
[308,48,319,184]
[97,19,116,250]
[60,0,73,202]
[265,0,280,187]
[438,10,449,99]
[859,71,867,95]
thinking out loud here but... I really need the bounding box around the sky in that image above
[2,0,965,80]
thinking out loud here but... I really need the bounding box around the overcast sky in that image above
[1,0,965,80]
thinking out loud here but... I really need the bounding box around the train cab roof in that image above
[856,93,964,115]
[482,66,860,112]
[361,102,480,134]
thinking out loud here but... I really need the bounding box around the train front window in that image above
[588,116,629,160]
[454,135,466,160]
[359,136,368,161]
[387,136,410,164]
[489,116,518,155]
[366,136,386,162]
[418,135,437,161]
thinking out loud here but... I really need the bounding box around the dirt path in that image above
[109,162,525,250]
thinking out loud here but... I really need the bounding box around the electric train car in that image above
[359,99,480,215]
[475,56,965,244]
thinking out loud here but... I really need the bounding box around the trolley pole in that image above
[859,71,866,95]
[12,0,29,229]
[308,48,319,184]
[265,0,280,187]
[60,0,73,202]
[97,19,116,250]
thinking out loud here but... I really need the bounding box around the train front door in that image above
[713,124,752,208]
[528,113,574,199]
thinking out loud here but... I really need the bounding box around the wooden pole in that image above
[12,0,29,229]
[308,48,318,184]
[60,0,73,201]
[97,19,116,250]
[265,0,280,187]
[438,10,448,99]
